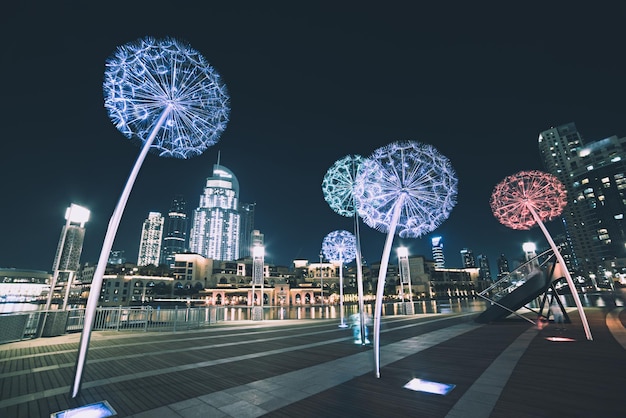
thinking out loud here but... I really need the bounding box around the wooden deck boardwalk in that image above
[1,306,624,417]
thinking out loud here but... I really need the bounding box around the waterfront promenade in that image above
[1,307,625,417]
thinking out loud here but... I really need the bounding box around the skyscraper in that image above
[189,163,240,261]
[161,195,188,268]
[496,253,510,280]
[431,236,445,268]
[137,212,164,266]
[460,248,476,268]
[477,254,492,280]
[238,202,256,258]
[538,123,626,274]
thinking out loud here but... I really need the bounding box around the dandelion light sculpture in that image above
[322,155,368,339]
[72,36,230,398]
[322,230,357,327]
[354,140,457,378]
[490,170,592,340]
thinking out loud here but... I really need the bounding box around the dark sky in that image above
[3,1,626,274]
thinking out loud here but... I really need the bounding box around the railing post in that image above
[173,305,177,332]
[116,306,122,331]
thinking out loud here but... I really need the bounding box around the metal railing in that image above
[479,248,555,303]
[0,305,226,344]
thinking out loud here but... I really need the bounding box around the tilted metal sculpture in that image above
[72,36,230,397]
[490,170,592,340]
[354,140,457,378]
[322,155,368,339]
[322,229,357,327]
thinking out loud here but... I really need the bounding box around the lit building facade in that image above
[137,212,164,266]
[189,164,240,261]
[173,253,213,294]
[161,195,188,268]
[539,123,626,275]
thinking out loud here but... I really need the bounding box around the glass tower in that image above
[161,195,188,268]
[539,123,626,275]
[238,202,256,258]
[189,164,241,261]
[137,212,164,266]
[431,236,445,268]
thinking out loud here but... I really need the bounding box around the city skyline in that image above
[2,2,626,273]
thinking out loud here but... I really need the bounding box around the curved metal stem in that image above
[528,205,592,341]
[71,107,172,398]
[373,199,403,378]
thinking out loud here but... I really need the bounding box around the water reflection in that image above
[2,290,624,321]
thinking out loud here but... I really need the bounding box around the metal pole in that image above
[339,258,347,327]
[353,213,367,345]
[319,252,324,310]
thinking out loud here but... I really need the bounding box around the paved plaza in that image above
[1,307,625,417]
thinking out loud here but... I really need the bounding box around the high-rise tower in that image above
[161,195,188,268]
[460,248,476,268]
[189,163,241,261]
[431,236,445,268]
[477,254,492,280]
[238,202,256,258]
[539,123,626,274]
[137,212,164,266]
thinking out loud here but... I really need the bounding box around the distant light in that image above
[52,400,116,417]
[403,378,455,395]
[65,204,90,225]
[522,242,536,252]
[397,246,409,257]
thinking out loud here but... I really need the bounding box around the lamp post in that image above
[46,204,90,312]
[523,242,538,267]
[252,245,264,320]
[319,251,324,309]
[41,204,90,338]
[397,246,413,314]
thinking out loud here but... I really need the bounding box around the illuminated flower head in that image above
[322,154,365,217]
[490,170,567,230]
[103,36,230,159]
[322,230,357,263]
[353,140,457,238]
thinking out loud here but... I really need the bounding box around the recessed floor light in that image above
[51,400,117,417]
[403,378,456,395]
[545,336,576,342]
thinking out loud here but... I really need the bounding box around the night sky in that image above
[3,2,626,274]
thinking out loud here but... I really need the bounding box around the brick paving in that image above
[0,307,624,417]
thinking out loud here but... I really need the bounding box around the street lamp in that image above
[319,251,324,308]
[252,245,264,320]
[46,204,90,312]
[397,246,414,314]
